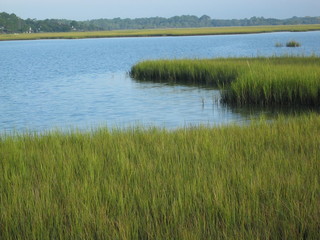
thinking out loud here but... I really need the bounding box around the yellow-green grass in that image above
[130,56,320,106]
[0,114,319,239]
[1,24,320,41]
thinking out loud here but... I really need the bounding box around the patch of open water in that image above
[0,31,319,132]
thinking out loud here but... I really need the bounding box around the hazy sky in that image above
[2,0,319,20]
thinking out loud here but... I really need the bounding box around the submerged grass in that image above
[130,56,320,106]
[0,114,319,239]
[1,24,320,41]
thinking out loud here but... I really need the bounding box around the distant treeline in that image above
[1,12,320,33]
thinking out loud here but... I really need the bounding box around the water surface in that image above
[1,31,319,132]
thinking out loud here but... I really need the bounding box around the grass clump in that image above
[286,40,301,47]
[131,56,320,106]
[275,42,284,47]
[0,114,319,239]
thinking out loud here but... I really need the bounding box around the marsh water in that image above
[1,31,320,132]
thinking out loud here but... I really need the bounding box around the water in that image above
[1,31,320,132]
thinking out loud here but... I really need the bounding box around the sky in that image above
[1,0,320,20]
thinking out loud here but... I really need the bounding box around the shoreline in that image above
[1,24,320,41]
[130,56,320,106]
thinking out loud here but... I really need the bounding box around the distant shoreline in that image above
[1,24,320,41]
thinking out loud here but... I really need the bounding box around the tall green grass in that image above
[130,56,320,106]
[130,59,243,87]
[223,57,320,105]
[1,114,319,239]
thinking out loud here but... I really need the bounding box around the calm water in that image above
[1,31,320,132]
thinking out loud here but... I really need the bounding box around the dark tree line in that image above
[1,12,320,33]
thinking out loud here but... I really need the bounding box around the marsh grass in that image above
[1,24,320,41]
[223,57,320,105]
[275,42,284,47]
[130,56,320,106]
[130,59,244,87]
[0,114,319,239]
[275,41,301,47]
[286,40,301,47]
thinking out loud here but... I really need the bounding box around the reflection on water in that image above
[0,31,319,132]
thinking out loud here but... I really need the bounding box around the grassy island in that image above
[0,114,319,239]
[130,56,320,106]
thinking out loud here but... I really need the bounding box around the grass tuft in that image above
[275,42,284,47]
[286,40,301,47]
